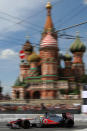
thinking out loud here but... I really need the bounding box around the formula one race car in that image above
[7,112,74,129]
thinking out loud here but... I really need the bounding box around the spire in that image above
[25,35,30,43]
[44,2,54,32]
[76,31,79,37]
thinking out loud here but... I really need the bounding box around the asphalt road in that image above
[0,122,87,131]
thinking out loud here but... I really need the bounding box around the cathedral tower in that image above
[40,2,59,81]
[70,34,86,79]
[19,40,33,81]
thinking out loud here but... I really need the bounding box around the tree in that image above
[80,75,87,83]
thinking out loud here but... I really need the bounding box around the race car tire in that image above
[10,124,14,129]
[16,119,22,127]
[23,120,30,129]
[64,119,74,127]
[36,123,42,128]
[10,123,19,129]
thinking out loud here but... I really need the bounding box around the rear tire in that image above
[65,119,74,128]
[23,120,30,129]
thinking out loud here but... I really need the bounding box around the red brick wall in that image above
[73,52,83,64]
[40,49,58,80]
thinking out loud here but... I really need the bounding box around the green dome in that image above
[70,36,86,53]
[64,52,72,61]
[28,52,40,62]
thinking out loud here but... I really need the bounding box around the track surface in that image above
[0,122,87,131]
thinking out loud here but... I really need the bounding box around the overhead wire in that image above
[55,2,82,26]
[0,0,87,50]
[56,6,87,29]
[56,20,87,32]
[3,0,60,31]
[0,0,62,43]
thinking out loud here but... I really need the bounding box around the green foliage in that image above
[68,87,80,95]
[59,89,68,94]
[80,74,87,83]
[14,77,26,86]
[59,87,80,95]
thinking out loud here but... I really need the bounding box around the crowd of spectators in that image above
[0,103,81,113]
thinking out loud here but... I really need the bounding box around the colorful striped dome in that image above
[40,32,57,48]
[70,36,86,53]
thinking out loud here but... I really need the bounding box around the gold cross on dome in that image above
[76,31,79,37]
[25,35,30,40]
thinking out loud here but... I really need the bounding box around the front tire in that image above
[10,124,14,129]
[16,119,22,127]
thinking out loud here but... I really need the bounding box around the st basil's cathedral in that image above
[12,2,86,100]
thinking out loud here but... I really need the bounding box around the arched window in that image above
[33,91,40,99]
[16,91,20,99]
[24,91,30,99]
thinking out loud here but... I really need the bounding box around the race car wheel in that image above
[10,124,14,129]
[65,119,74,127]
[10,123,19,129]
[16,119,22,127]
[23,120,30,129]
[36,123,42,128]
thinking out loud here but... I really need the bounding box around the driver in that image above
[62,113,67,120]
[44,112,48,118]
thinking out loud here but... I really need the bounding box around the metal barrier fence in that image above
[0,109,81,114]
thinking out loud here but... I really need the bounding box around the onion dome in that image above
[70,36,86,53]
[64,52,72,61]
[22,40,33,53]
[27,52,40,62]
[40,32,57,48]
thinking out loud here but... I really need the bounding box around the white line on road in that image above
[75,129,87,131]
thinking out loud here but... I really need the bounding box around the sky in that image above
[0,0,87,95]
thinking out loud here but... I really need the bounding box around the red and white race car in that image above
[7,112,74,129]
